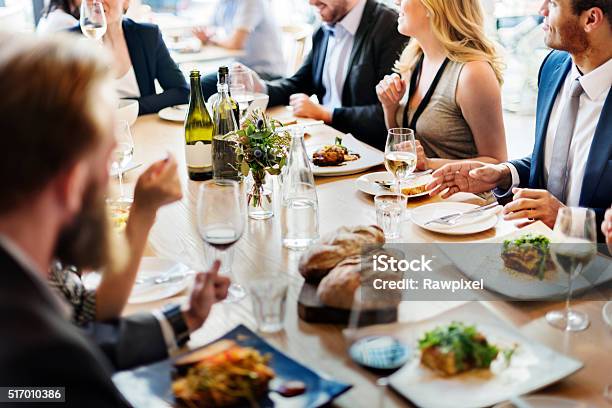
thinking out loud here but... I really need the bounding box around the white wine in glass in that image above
[80,0,107,40]
[111,120,134,200]
[546,207,597,331]
[384,128,417,197]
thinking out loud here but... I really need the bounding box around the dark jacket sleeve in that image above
[330,17,407,150]
[83,313,168,371]
[509,157,532,188]
[136,29,189,115]
[266,34,319,106]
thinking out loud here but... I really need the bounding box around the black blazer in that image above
[71,18,189,115]
[0,247,169,407]
[266,0,408,150]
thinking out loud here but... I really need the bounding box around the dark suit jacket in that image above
[0,246,169,407]
[510,51,612,240]
[71,18,189,115]
[266,0,408,150]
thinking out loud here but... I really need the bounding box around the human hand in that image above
[181,261,231,333]
[132,155,182,218]
[502,188,565,228]
[231,63,266,93]
[426,161,511,198]
[397,139,427,170]
[289,93,332,123]
[601,207,612,250]
[192,27,213,44]
[376,73,406,110]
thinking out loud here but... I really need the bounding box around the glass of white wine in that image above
[229,66,255,121]
[384,128,417,199]
[111,120,135,200]
[80,0,107,41]
[547,207,597,331]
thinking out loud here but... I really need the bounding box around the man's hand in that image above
[426,161,511,198]
[601,207,612,251]
[503,188,565,228]
[289,93,332,123]
[181,261,230,333]
[131,155,182,219]
[230,63,266,94]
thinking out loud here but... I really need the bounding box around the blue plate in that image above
[113,325,352,407]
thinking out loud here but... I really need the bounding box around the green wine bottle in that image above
[185,70,214,181]
[219,66,240,126]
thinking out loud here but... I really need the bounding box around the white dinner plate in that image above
[307,133,384,177]
[411,202,500,235]
[493,396,596,408]
[158,104,188,122]
[128,258,192,304]
[388,321,583,408]
[604,301,612,330]
[355,171,433,197]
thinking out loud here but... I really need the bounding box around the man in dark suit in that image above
[0,33,229,406]
[248,0,408,150]
[427,0,611,237]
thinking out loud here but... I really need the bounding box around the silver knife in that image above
[424,201,499,226]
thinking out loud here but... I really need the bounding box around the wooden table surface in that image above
[121,109,611,407]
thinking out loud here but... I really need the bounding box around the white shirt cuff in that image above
[152,309,178,354]
[493,163,520,198]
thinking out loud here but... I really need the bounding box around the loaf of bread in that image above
[298,225,385,282]
[317,250,403,310]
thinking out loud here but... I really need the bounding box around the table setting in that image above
[108,107,611,408]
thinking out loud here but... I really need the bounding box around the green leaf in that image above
[240,161,250,176]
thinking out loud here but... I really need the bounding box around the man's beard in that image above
[547,17,589,55]
[54,182,116,272]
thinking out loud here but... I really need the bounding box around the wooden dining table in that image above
[121,108,611,408]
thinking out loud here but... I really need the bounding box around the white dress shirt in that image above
[321,0,367,109]
[505,57,612,206]
[116,66,141,99]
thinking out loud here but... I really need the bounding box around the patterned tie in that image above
[547,78,584,203]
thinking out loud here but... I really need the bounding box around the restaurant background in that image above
[3,0,545,161]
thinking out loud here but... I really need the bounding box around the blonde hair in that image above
[395,0,504,84]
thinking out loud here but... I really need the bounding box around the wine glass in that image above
[80,0,107,41]
[197,179,246,302]
[229,66,255,121]
[111,120,134,200]
[546,207,597,331]
[384,128,417,199]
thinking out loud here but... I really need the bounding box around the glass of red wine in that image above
[197,179,245,302]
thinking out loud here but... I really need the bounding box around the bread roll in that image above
[298,225,385,281]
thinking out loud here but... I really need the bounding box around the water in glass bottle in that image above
[280,127,319,250]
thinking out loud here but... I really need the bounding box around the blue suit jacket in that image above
[71,18,189,115]
[510,51,612,236]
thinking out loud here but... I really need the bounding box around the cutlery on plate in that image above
[172,105,187,111]
[110,162,142,177]
[375,169,433,189]
[424,201,499,226]
[135,270,194,286]
[277,120,325,132]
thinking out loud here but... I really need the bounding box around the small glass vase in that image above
[246,171,274,220]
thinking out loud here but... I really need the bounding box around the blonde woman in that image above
[376,0,507,170]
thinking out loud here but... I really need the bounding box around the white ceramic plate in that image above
[355,171,433,197]
[307,134,384,177]
[493,396,596,408]
[388,322,583,408]
[411,202,499,235]
[604,301,612,329]
[158,104,188,122]
[440,223,612,300]
[128,258,192,304]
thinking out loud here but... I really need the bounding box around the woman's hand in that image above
[192,27,214,45]
[376,73,406,111]
[398,140,428,170]
[131,155,182,220]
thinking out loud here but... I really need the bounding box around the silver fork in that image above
[424,201,499,226]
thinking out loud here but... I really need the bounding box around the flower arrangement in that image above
[232,110,291,211]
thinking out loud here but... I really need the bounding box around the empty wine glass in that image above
[196,180,246,302]
[229,66,255,121]
[547,207,597,331]
[111,120,134,200]
[384,128,417,199]
[80,0,107,41]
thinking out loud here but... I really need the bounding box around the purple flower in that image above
[253,148,263,159]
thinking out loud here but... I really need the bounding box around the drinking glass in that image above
[111,120,134,200]
[546,207,597,331]
[80,0,107,40]
[249,277,288,333]
[384,128,417,199]
[374,193,406,240]
[229,66,255,121]
[197,180,246,302]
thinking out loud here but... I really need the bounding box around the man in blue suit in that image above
[427,0,611,237]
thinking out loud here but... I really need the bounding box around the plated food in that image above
[501,234,555,280]
[172,339,275,407]
[312,136,360,166]
[418,322,508,377]
[355,171,433,197]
